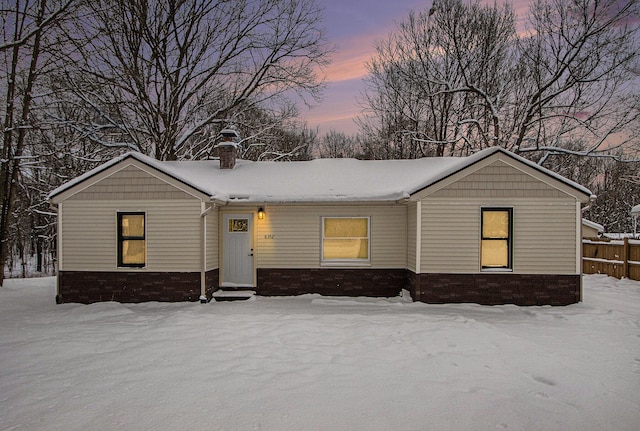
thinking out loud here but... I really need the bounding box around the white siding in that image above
[60,200,116,270]
[514,201,577,273]
[419,159,580,274]
[421,201,480,272]
[421,198,578,274]
[251,204,407,269]
[58,164,206,272]
[60,199,202,272]
[147,201,201,271]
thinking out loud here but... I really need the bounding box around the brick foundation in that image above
[256,268,406,297]
[408,272,581,306]
[58,269,219,304]
[57,268,580,305]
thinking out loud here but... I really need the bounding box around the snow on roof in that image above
[582,218,604,233]
[48,147,593,203]
[163,157,467,202]
[631,204,640,216]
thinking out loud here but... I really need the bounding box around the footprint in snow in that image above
[532,376,557,386]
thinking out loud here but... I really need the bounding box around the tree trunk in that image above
[0,0,46,286]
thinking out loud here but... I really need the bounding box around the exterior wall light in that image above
[258,207,265,220]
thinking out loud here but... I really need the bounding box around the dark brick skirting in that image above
[256,268,406,297]
[408,272,581,306]
[58,270,218,304]
[58,268,580,305]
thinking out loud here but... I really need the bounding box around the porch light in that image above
[258,207,265,220]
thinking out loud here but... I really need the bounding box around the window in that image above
[322,217,370,263]
[118,212,146,267]
[228,218,248,232]
[481,208,512,270]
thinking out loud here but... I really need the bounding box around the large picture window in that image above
[481,208,512,270]
[322,217,370,262]
[118,212,146,267]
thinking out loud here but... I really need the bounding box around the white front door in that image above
[222,214,254,287]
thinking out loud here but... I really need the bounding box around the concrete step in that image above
[212,289,256,302]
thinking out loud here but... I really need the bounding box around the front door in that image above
[222,214,254,287]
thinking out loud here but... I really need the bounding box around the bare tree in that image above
[0,0,76,286]
[314,130,361,158]
[58,0,331,161]
[359,0,639,162]
[248,121,317,161]
[582,156,640,233]
[515,0,640,163]
[359,0,517,158]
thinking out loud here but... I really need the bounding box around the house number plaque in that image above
[229,219,248,232]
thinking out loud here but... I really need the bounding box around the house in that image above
[47,145,593,306]
[582,219,604,238]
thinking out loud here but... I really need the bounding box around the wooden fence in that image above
[583,238,640,281]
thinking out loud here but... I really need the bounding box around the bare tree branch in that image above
[58,0,332,161]
[359,0,639,162]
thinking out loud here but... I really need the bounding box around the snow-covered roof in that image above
[48,147,593,203]
[582,218,604,233]
[631,204,640,216]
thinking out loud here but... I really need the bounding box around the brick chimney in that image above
[218,129,240,169]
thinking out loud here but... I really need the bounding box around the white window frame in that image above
[321,216,371,266]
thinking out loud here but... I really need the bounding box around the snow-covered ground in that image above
[1,276,639,431]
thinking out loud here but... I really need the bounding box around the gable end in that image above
[428,160,564,198]
[67,165,193,201]
[410,149,592,201]
[49,155,211,203]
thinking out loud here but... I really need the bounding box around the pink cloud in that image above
[303,78,365,135]
[324,50,373,83]
[306,0,539,134]
[322,28,394,83]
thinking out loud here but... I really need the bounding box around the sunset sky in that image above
[304,0,530,135]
